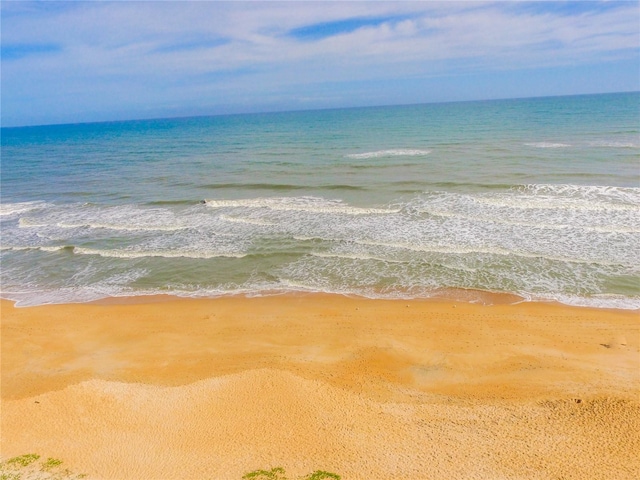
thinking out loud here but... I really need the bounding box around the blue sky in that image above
[2,1,639,127]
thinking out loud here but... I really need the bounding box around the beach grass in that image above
[0,454,87,480]
[0,457,340,480]
[242,468,340,480]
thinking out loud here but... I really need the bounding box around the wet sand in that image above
[1,295,638,479]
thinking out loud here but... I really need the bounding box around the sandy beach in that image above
[1,295,638,479]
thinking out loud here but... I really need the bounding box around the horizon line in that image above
[2,89,638,130]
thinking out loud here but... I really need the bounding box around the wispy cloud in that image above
[1,42,61,61]
[1,1,638,126]
[288,14,413,41]
[152,37,230,54]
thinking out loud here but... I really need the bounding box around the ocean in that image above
[1,92,639,308]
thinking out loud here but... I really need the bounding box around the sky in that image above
[1,1,639,127]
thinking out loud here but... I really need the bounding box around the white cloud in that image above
[2,1,638,125]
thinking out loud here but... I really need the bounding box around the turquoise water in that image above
[2,92,639,308]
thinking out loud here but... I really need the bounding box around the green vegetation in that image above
[1,473,22,480]
[303,471,341,480]
[2,455,339,480]
[242,468,340,480]
[0,455,87,480]
[5,455,40,468]
[243,467,287,480]
[41,459,63,471]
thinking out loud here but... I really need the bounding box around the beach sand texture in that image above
[1,295,639,479]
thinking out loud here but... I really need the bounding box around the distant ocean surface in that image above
[2,92,639,308]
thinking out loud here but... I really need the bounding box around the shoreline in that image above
[85,289,530,307]
[3,285,638,312]
[2,294,639,479]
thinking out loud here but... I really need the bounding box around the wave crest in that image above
[345,149,431,159]
[524,142,571,148]
[204,197,398,215]
[0,201,49,217]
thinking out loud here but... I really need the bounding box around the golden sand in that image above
[1,295,638,479]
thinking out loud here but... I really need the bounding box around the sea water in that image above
[1,92,639,308]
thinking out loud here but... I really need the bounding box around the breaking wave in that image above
[345,149,432,159]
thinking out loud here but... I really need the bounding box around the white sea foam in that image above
[415,205,640,233]
[516,184,640,202]
[0,245,69,253]
[3,283,637,310]
[524,142,571,148]
[18,218,56,228]
[73,247,246,259]
[531,293,640,310]
[220,214,276,226]
[345,149,432,159]
[355,239,516,257]
[0,246,30,252]
[0,201,48,217]
[13,203,201,233]
[475,193,638,211]
[404,187,639,241]
[41,246,68,252]
[403,188,640,254]
[351,239,634,267]
[309,252,404,264]
[18,217,190,232]
[204,197,398,215]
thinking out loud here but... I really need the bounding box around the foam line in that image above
[219,215,276,226]
[73,247,246,259]
[204,197,398,215]
[345,149,431,159]
[18,218,190,232]
[524,142,571,148]
[0,202,48,216]
[353,240,632,267]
